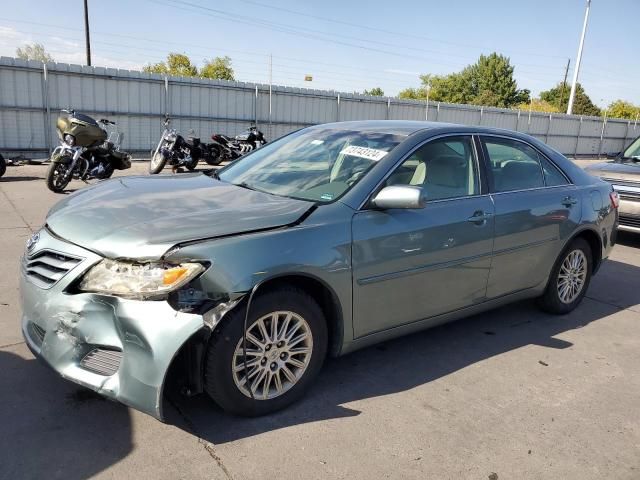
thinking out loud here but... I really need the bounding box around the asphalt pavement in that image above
[0,161,638,480]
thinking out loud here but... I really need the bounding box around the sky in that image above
[0,0,638,107]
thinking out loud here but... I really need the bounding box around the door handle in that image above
[467,211,493,224]
[561,196,578,207]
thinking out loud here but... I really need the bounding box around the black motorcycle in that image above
[149,116,204,174]
[207,126,267,164]
[46,109,131,193]
[0,153,5,178]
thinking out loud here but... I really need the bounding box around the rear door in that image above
[480,135,581,298]
[351,135,495,338]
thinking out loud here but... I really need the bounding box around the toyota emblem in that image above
[26,231,40,253]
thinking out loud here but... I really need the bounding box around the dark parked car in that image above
[21,121,618,420]
[585,135,640,233]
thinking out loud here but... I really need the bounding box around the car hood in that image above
[584,161,640,184]
[46,173,314,259]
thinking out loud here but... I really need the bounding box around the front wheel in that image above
[46,160,72,193]
[149,146,168,174]
[538,238,592,314]
[204,287,327,416]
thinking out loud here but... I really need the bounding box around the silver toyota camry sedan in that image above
[21,121,618,420]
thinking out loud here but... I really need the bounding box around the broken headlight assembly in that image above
[78,259,205,299]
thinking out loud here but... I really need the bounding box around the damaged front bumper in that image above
[20,228,207,420]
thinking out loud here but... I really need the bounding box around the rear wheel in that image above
[185,155,198,171]
[46,160,71,193]
[538,238,592,314]
[149,147,167,174]
[204,145,223,166]
[204,287,327,416]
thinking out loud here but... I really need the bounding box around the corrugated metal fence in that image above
[1,56,638,157]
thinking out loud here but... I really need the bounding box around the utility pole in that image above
[83,0,92,66]
[567,0,591,115]
[559,58,571,109]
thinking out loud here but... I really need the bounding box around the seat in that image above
[423,155,469,200]
[498,161,542,191]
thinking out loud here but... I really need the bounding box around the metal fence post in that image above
[573,116,582,157]
[425,101,428,121]
[336,93,340,121]
[545,114,553,143]
[516,109,521,131]
[42,63,52,155]
[635,113,639,131]
[254,85,259,127]
[479,107,484,125]
[386,97,390,120]
[436,102,440,122]
[598,112,607,157]
[164,76,169,116]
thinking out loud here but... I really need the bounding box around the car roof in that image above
[308,120,539,141]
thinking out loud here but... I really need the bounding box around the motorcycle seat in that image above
[186,136,200,146]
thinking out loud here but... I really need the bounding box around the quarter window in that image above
[539,155,569,186]
[483,138,545,192]
[385,136,479,201]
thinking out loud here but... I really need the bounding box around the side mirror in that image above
[605,151,620,159]
[371,185,426,210]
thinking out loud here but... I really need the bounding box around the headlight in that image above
[78,259,205,298]
[64,134,75,146]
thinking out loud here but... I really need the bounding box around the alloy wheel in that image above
[232,311,313,400]
[557,249,587,304]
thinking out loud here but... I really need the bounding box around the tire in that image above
[204,145,223,166]
[204,287,328,416]
[46,160,72,193]
[538,237,592,314]
[0,153,6,178]
[185,156,198,171]
[149,148,167,174]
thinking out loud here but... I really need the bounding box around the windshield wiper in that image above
[234,182,260,192]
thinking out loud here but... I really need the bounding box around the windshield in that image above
[217,127,404,202]
[623,136,640,160]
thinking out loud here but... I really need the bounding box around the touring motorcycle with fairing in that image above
[46,109,131,193]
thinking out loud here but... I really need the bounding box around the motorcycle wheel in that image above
[149,147,167,174]
[204,145,223,166]
[185,156,198,171]
[46,160,72,193]
[0,153,6,178]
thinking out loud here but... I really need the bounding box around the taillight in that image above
[609,191,619,209]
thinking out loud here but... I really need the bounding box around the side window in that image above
[386,136,479,201]
[539,155,569,186]
[483,138,544,192]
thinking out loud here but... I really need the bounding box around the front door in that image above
[351,135,495,338]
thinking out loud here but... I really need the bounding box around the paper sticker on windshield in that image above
[340,145,388,161]
[310,139,324,145]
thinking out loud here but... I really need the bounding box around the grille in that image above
[80,348,123,376]
[619,214,640,229]
[23,250,83,289]
[28,322,46,346]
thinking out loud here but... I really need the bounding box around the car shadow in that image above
[0,176,43,182]
[167,257,638,445]
[0,349,133,480]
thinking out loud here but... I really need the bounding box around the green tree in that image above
[540,82,601,116]
[200,56,235,80]
[16,43,53,63]
[363,87,384,96]
[143,53,198,77]
[607,100,640,120]
[399,53,528,108]
[517,99,560,113]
